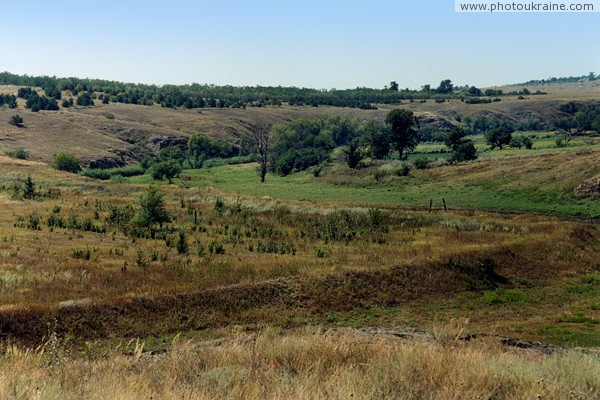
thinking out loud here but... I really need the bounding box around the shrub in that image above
[395,163,411,177]
[6,148,29,159]
[449,141,478,163]
[79,165,145,180]
[413,157,430,170]
[8,115,24,127]
[151,160,181,183]
[52,153,81,173]
[134,186,170,228]
[176,230,189,254]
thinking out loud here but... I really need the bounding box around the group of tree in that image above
[1,72,502,112]
[268,110,422,175]
[19,89,59,112]
[144,134,241,183]
[187,134,239,168]
[557,102,600,134]
[0,94,17,108]
[444,128,478,163]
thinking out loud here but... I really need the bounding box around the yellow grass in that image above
[0,329,598,400]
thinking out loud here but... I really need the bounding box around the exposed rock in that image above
[417,112,457,131]
[575,178,600,195]
[149,135,188,151]
[89,156,126,169]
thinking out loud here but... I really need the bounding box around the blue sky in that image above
[0,0,598,89]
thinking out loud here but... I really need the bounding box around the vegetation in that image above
[0,93,17,108]
[485,127,513,150]
[51,152,81,173]
[6,148,29,160]
[385,109,420,159]
[0,72,500,111]
[151,160,182,183]
[79,165,146,180]
[8,114,24,127]
[134,185,170,228]
[444,127,478,163]
[1,72,600,398]
[22,90,59,112]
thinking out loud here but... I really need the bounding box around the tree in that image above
[9,115,24,127]
[509,136,533,150]
[389,81,399,91]
[188,134,213,168]
[249,125,270,183]
[468,86,482,96]
[363,120,391,159]
[436,79,453,94]
[76,92,94,106]
[151,160,181,183]
[485,127,513,150]
[451,141,478,163]
[343,140,364,169]
[135,186,170,228]
[444,127,478,163]
[23,176,36,199]
[52,152,81,173]
[384,109,419,159]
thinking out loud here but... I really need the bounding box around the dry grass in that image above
[0,329,598,400]
[0,156,598,345]
[1,82,599,166]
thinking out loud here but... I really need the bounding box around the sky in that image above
[0,0,598,89]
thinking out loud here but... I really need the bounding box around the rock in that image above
[575,178,600,195]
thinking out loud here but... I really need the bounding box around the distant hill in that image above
[1,72,599,167]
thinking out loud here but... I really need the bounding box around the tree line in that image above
[1,71,494,110]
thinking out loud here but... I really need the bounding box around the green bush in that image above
[52,153,81,173]
[6,148,29,159]
[79,165,145,180]
[413,157,430,170]
[395,163,411,177]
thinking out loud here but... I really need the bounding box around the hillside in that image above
[1,75,599,399]
[1,82,599,167]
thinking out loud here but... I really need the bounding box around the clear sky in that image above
[0,0,598,89]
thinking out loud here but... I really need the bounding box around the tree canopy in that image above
[384,109,420,159]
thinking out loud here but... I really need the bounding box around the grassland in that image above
[1,82,599,166]
[1,81,599,398]
[126,138,600,218]
[2,329,599,400]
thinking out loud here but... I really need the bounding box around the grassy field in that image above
[126,139,600,218]
[1,329,599,399]
[1,81,599,398]
[1,154,598,349]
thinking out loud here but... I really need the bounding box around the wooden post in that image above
[194,210,198,225]
[442,198,448,212]
[429,199,433,212]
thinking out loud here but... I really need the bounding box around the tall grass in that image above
[79,165,146,180]
[0,330,598,399]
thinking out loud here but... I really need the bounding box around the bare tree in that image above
[250,124,271,183]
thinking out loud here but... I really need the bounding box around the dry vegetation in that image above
[1,81,599,398]
[1,329,599,400]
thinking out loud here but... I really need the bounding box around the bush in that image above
[6,148,29,159]
[8,115,24,127]
[413,157,430,170]
[395,163,411,177]
[151,160,181,183]
[449,141,478,163]
[79,165,146,180]
[52,153,81,173]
